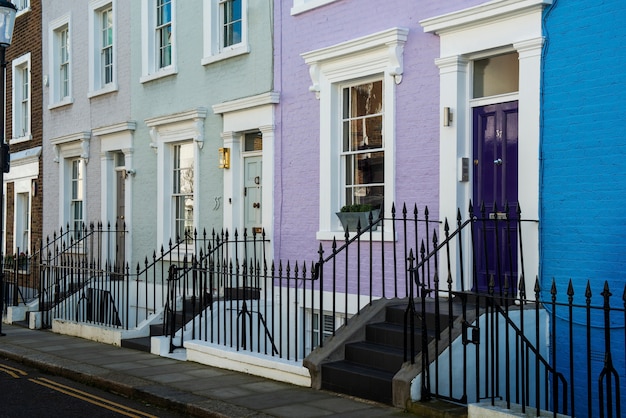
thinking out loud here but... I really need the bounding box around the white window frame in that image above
[5,147,41,256]
[69,158,85,239]
[291,0,339,16]
[11,53,31,143]
[51,132,91,235]
[340,78,385,212]
[171,142,194,242]
[146,108,207,249]
[89,0,117,97]
[48,14,73,108]
[201,0,249,66]
[305,309,348,352]
[14,0,30,16]
[301,28,408,241]
[140,0,177,83]
[14,191,30,255]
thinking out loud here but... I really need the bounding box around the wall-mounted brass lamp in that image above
[218,147,230,169]
[443,106,453,127]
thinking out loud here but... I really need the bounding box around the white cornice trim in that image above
[145,108,208,128]
[10,146,42,166]
[145,108,208,149]
[301,27,409,95]
[92,121,137,137]
[301,27,408,64]
[212,92,280,115]
[420,0,552,34]
[50,131,91,146]
[50,131,91,163]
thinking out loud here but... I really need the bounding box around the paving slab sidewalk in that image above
[0,324,410,417]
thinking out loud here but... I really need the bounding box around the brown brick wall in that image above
[4,2,43,253]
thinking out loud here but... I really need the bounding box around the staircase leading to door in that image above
[320,303,447,405]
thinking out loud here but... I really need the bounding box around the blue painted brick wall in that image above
[542,0,626,415]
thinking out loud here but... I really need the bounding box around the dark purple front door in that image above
[472,101,519,294]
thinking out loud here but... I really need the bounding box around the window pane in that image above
[21,66,29,135]
[473,52,519,98]
[342,80,384,210]
[70,159,83,239]
[157,0,171,25]
[173,143,194,240]
[101,8,114,85]
[244,131,263,152]
[222,0,242,47]
[60,27,70,97]
[156,0,172,68]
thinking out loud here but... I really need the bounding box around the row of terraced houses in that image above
[1,0,624,416]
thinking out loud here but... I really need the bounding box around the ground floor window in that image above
[172,142,194,241]
[70,158,84,239]
[341,79,384,210]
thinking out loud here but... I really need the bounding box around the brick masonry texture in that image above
[5,3,43,254]
[541,0,626,412]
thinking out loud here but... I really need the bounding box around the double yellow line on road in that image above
[1,362,158,418]
[0,363,27,378]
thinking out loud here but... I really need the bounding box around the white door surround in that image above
[421,0,550,296]
[213,91,279,256]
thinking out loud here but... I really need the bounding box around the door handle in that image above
[494,158,503,166]
[253,202,260,209]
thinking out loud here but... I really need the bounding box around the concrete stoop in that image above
[468,401,570,417]
[406,399,468,417]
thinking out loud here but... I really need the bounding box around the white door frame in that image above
[421,0,548,297]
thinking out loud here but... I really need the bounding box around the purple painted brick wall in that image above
[273,0,484,262]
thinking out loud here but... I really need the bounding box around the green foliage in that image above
[340,204,373,213]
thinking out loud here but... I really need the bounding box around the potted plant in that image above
[336,204,380,232]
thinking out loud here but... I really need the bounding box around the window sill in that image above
[48,97,74,110]
[88,83,119,99]
[316,229,396,242]
[201,44,250,66]
[16,7,31,18]
[9,134,32,145]
[140,66,178,84]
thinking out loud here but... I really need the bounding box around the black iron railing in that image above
[5,202,622,418]
[405,202,623,417]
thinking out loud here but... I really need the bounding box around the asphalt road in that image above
[0,357,186,418]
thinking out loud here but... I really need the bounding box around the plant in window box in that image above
[336,204,381,233]
[17,252,28,270]
[4,253,15,269]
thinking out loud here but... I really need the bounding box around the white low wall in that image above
[185,339,311,387]
[51,319,152,346]
[469,401,570,418]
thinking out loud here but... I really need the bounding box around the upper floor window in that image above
[221,0,241,48]
[202,0,249,65]
[60,28,70,97]
[48,15,72,108]
[13,0,30,14]
[89,1,117,96]
[11,53,31,142]
[141,0,176,83]
[157,0,172,68]
[101,7,114,84]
